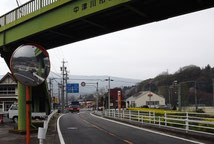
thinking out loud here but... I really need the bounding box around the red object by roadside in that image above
[0,114,3,124]
[70,108,74,111]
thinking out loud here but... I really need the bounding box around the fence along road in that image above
[57,111,204,144]
[102,109,214,136]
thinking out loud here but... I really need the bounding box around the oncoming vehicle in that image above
[69,101,80,113]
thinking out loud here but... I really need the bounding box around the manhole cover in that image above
[67,127,78,130]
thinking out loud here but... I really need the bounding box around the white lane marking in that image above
[57,114,65,144]
[90,113,204,144]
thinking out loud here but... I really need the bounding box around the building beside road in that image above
[126,91,165,108]
[0,73,18,112]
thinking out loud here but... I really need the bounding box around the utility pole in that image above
[60,60,67,113]
[65,70,69,106]
[15,0,20,6]
[58,83,61,107]
[49,78,52,96]
[49,78,54,110]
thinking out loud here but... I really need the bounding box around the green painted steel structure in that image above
[18,82,27,131]
[1,0,214,52]
[0,0,130,48]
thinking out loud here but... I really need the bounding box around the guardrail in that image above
[0,0,59,27]
[37,109,58,144]
[102,109,214,135]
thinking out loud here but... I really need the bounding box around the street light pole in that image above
[213,79,214,106]
[178,84,181,111]
[96,82,98,111]
[108,77,110,110]
[194,81,198,111]
[177,80,197,111]
[81,82,99,110]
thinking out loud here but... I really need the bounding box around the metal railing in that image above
[37,109,58,144]
[0,0,59,27]
[102,109,214,135]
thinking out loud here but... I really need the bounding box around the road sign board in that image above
[66,83,79,93]
[81,82,86,87]
[148,93,153,97]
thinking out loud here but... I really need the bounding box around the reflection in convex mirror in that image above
[10,44,50,86]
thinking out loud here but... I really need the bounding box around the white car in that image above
[8,104,47,123]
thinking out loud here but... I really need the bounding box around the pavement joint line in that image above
[57,114,65,144]
[79,114,134,144]
[90,113,205,144]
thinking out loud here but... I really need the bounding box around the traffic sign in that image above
[148,93,153,97]
[81,82,86,87]
[66,83,79,93]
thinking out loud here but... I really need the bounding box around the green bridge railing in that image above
[0,0,59,27]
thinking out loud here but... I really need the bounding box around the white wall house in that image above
[126,91,165,108]
[0,73,18,112]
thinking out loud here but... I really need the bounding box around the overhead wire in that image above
[51,71,62,78]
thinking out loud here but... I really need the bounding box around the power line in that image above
[15,0,21,6]
[67,79,105,82]
[51,71,61,78]
[113,80,139,84]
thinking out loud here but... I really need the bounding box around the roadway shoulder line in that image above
[90,113,204,144]
[57,114,65,144]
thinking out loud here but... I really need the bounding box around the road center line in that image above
[79,115,134,144]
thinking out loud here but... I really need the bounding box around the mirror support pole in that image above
[18,82,26,131]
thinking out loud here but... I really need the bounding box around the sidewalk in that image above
[0,115,60,144]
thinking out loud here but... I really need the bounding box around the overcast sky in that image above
[0,0,214,80]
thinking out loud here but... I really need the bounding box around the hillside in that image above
[123,65,214,107]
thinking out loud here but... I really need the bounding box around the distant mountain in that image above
[48,72,141,96]
[0,72,141,96]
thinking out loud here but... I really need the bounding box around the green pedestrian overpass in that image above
[0,0,214,130]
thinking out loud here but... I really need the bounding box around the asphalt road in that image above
[58,112,202,144]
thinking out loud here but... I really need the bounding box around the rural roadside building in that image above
[0,73,18,112]
[126,91,165,108]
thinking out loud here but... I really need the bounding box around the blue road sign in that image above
[66,83,79,93]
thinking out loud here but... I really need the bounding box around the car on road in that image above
[69,101,80,113]
[155,105,170,109]
[140,105,149,108]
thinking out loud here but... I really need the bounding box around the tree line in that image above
[123,64,214,106]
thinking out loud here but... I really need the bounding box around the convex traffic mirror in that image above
[10,44,50,86]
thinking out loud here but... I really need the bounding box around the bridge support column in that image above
[18,82,26,130]
[18,82,32,130]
